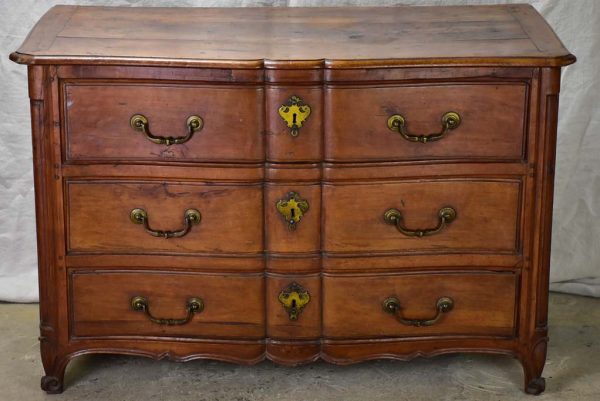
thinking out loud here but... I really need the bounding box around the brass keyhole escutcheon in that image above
[278,95,311,137]
[276,191,309,230]
[278,282,310,321]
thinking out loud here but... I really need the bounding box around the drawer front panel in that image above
[266,87,323,162]
[323,179,521,253]
[64,84,264,162]
[70,271,264,338]
[323,271,517,339]
[67,181,263,254]
[325,84,527,161]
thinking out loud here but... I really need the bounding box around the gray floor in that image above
[1,293,599,401]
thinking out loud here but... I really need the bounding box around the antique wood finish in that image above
[322,271,517,339]
[70,270,265,338]
[10,5,574,395]
[323,179,522,253]
[66,181,263,254]
[325,83,527,162]
[63,84,264,162]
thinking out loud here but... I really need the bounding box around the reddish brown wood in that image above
[70,270,265,338]
[322,271,517,338]
[10,4,574,394]
[266,86,323,162]
[323,179,522,253]
[265,183,321,254]
[10,5,575,68]
[325,83,527,162]
[66,181,263,254]
[63,84,264,162]
[266,273,321,340]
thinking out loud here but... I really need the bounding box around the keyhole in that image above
[291,299,297,308]
[291,208,296,219]
[292,113,297,125]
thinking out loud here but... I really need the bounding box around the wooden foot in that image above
[525,377,546,395]
[41,375,64,394]
[520,339,548,395]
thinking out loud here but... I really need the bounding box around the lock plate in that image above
[278,95,311,137]
[276,191,309,231]
[278,282,310,321]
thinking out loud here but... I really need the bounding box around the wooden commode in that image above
[10,5,575,394]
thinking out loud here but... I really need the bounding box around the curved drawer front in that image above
[325,84,526,161]
[70,270,265,339]
[323,272,517,339]
[66,181,263,254]
[64,84,264,162]
[323,179,521,253]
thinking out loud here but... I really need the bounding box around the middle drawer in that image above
[323,178,521,254]
[66,181,263,254]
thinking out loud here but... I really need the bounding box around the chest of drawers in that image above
[10,5,575,394]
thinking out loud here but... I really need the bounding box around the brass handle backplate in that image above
[130,114,203,145]
[278,95,311,137]
[387,111,461,143]
[131,296,204,326]
[130,208,201,238]
[278,282,310,321]
[383,206,456,237]
[383,296,454,327]
[276,191,309,231]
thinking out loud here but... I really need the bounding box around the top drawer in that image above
[63,84,264,162]
[324,83,527,162]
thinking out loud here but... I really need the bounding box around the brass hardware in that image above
[130,296,204,326]
[130,114,203,145]
[387,111,461,143]
[278,95,311,137]
[276,191,309,231]
[382,296,454,327]
[130,208,201,238]
[383,206,456,237]
[278,282,310,321]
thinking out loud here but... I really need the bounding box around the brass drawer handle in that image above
[130,208,201,239]
[383,206,456,237]
[131,296,204,326]
[130,114,203,146]
[383,296,454,327]
[387,111,461,143]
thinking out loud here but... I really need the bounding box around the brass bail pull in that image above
[130,114,203,146]
[387,111,461,143]
[131,296,204,326]
[383,206,456,237]
[130,208,202,239]
[382,296,454,327]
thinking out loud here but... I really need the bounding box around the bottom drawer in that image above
[323,271,517,339]
[69,270,265,339]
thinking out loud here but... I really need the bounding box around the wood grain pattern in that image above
[265,183,320,254]
[323,179,521,253]
[10,5,575,68]
[66,181,263,254]
[266,86,323,162]
[70,270,265,339]
[325,83,527,162]
[63,83,264,162]
[322,271,517,339]
[266,274,321,340]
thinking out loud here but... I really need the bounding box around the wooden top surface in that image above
[10,5,575,68]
